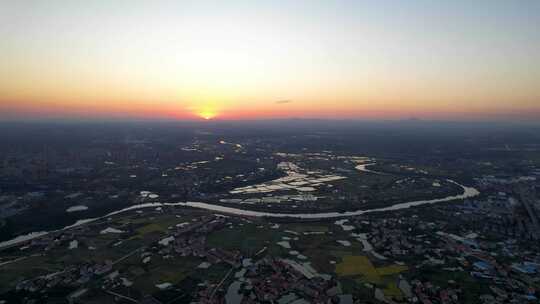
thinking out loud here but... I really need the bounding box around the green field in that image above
[0,255,64,292]
[280,223,330,233]
[207,223,286,256]
[128,256,201,294]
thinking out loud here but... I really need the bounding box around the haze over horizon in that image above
[1,0,539,121]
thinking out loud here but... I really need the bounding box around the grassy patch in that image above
[207,224,284,256]
[132,256,200,294]
[191,262,231,283]
[281,224,330,233]
[136,223,166,235]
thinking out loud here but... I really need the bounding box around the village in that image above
[1,172,539,303]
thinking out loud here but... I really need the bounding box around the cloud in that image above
[275,99,292,104]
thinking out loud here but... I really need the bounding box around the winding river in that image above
[0,179,479,249]
[178,179,479,218]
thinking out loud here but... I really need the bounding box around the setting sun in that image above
[197,108,218,120]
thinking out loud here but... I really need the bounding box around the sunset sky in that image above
[1,0,539,121]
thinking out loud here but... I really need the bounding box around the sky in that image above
[1,0,539,121]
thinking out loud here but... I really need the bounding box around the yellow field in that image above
[336,255,380,282]
[377,264,408,275]
[383,282,403,299]
[335,255,408,288]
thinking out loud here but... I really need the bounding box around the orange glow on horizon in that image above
[1,98,540,122]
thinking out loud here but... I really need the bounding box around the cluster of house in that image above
[409,280,462,304]
[154,215,242,268]
[197,257,345,304]
[346,198,539,303]
[15,260,114,297]
[247,258,338,303]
